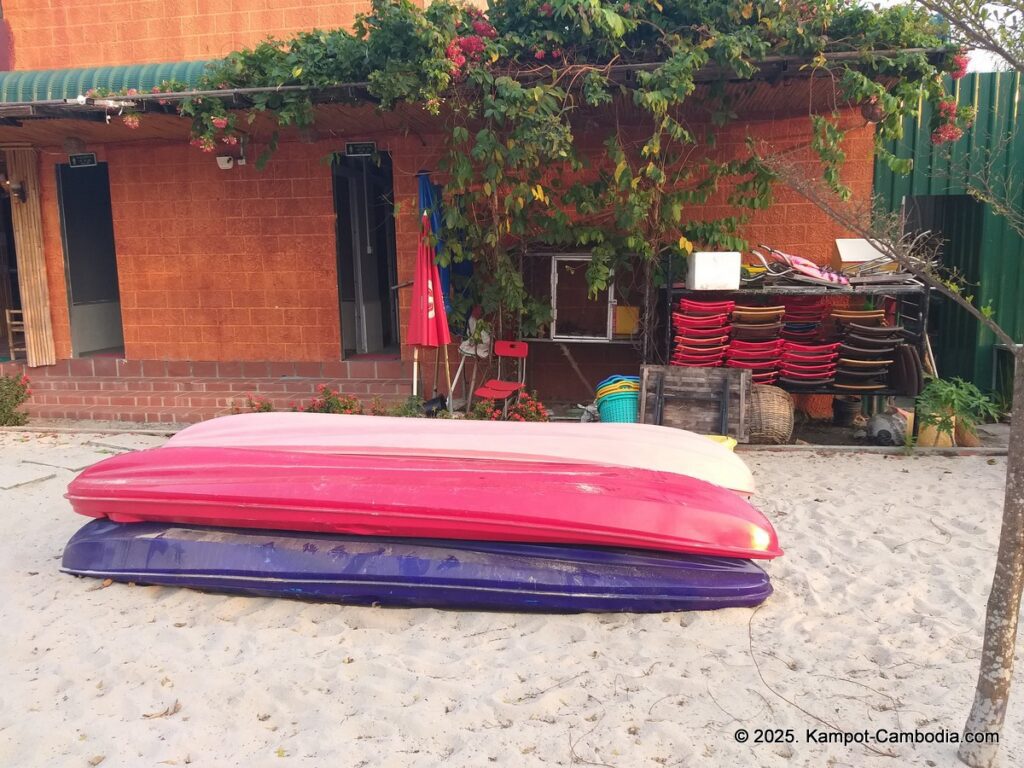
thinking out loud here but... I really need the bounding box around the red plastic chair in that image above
[475,341,528,414]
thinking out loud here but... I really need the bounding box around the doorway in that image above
[0,191,20,361]
[333,153,399,357]
[56,162,124,356]
[904,194,985,382]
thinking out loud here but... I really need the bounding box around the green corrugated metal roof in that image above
[874,71,1024,393]
[0,60,214,102]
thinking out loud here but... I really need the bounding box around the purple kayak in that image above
[61,520,772,613]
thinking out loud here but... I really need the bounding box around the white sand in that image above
[1,431,1022,767]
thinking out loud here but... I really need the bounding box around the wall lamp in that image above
[0,173,26,202]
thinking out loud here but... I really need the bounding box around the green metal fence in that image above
[874,71,1024,395]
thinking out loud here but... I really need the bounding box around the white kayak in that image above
[167,413,755,495]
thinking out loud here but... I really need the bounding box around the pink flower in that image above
[127,88,138,96]
[931,123,964,145]
[459,35,485,56]
[222,135,238,145]
[472,20,497,39]
[535,49,545,60]
[552,49,562,59]
[950,51,969,80]
[212,116,229,129]
[190,136,216,152]
[122,113,140,129]
[937,99,957,119]
[539,3,553,16]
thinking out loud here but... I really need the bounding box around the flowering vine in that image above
[94,1,969,345]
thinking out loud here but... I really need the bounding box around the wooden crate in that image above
[639,365,751,441]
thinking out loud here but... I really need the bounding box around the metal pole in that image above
[444,346,453,407]
[412,347,419,397]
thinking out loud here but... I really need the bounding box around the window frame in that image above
[548,252,616,342]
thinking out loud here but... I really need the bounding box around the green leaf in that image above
[601,8,626,37]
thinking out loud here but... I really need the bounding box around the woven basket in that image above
[749,384,795,444]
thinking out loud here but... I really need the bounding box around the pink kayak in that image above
[66,447,781,560]
[167,413,755,495]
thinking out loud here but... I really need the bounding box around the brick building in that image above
[0,0,874,422]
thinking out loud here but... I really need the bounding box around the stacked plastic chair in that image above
[671,299,734,368]
[780,298,827,343]
[833,311,904,392]
[778,341,840,390]
[595,375,640,423]
[726,305,785,384]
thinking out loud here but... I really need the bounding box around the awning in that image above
[0,60,214,103]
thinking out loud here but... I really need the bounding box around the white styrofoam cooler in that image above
[686,251,741,290]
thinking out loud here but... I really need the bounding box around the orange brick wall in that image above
[37,132,440,362]
[33,108,871,365]
[569,111,875,266]
[3,0,426,71]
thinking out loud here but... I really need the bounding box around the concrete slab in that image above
[977,422,1011,448]
[0,463,56,490]
[20,448,117,472]
[85,434,167,452]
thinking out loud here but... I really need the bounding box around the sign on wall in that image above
[345,142,376,157]
[68,153,97,168]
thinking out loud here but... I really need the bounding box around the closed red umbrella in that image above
[407,213,452,397]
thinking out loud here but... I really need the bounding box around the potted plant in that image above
[914,377,1001,447]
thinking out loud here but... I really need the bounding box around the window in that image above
[550,254,615,341]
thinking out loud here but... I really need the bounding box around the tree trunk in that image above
[959,350,1024,767]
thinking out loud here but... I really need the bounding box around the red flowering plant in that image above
[948,47,970,80]
[930,92,976,146]
[468,398,504,420]
[507,390,549,421]
[0,373,31,426]
[468,391,549,421]
[232,394,275,413]
[446,6,500,81]
[299,384,364,415]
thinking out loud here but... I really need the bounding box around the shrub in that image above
[232,394,274,413]
[387,396,427,418]
[300,384,363,414]
[507,390,549,422]
[467,391,549,422]
[468,398,503,421]
[0,373,31,426]
[368,397,390,416]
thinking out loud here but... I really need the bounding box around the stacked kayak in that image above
[61,414,780,613]
[62,522,773,613]
[164,413,756,496]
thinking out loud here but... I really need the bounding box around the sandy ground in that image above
[1,430,1021,768]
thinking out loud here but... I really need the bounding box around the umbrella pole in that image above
[433,347,441,397]
[412,347,419,398]
[444,345,453,405]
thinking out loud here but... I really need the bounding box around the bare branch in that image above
[752,142,1018,349]
[918,1,1024,71]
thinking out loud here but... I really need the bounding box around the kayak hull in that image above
[61,520,773,613]
[66,447,781,559]
[166,413,755,496]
